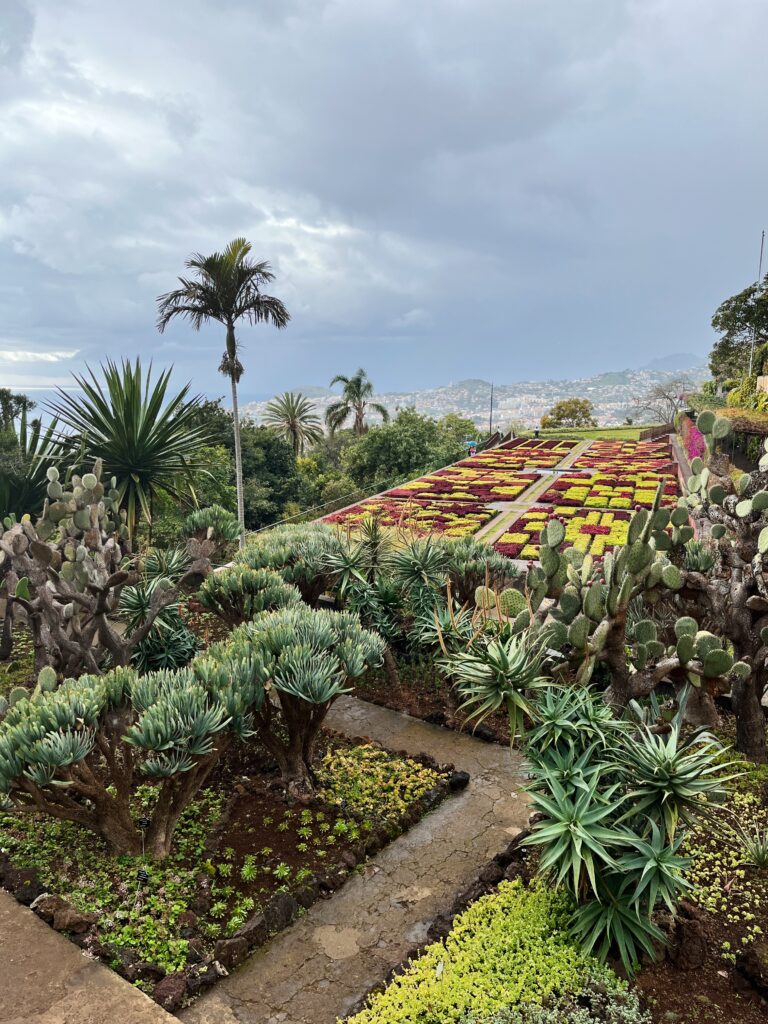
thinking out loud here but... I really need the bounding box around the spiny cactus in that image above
[0,458,213,677]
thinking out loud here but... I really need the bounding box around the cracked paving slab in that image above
[181,695,529,1024]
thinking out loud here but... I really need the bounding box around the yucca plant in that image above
[48,359,214,538]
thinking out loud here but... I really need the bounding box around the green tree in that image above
[325,368,389,435]
[182,397,302,530]
[149,444,236,548]
[540,398,597,429]
[710,274,768,380]
[342,408,476,490]
[708,276,768,380]
[240,424,301,530]
[0,388,35,437]
[156,238,290,545]
[49,359,213,539]
[263,391,323,455]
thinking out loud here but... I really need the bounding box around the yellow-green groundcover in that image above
[345,880,621,1024]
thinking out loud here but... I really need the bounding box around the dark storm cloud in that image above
[0,0,766,400]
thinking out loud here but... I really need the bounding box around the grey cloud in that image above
[0,0,766,400]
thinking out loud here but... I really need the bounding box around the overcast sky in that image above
[1,0,766,403]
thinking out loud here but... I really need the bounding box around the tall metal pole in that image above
[489,382,494,436]
[748,230,765,376]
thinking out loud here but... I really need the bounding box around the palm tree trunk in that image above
[229,370,246,549]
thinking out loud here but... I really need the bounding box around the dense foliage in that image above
[347,881,631,1024]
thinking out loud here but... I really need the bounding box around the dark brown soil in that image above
[353,660,512,746]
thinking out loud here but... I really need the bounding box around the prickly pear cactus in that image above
[0,459,210,678]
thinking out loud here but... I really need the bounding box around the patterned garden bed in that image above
[323,497,496,537]
[494,506,632,559]
[538,472,678,509]
[384,468,540,503]
[571,439,674,473]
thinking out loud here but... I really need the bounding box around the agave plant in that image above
[48,359,214,537]
[683,538,716,572]
[616,720,731,840]
[442,630,550,743]
[620,821,692,914]
[525,685,620,757]
[570,872,667,974]
[387,537,449,617]
[525,777,629,895]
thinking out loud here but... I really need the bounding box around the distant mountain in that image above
[641,353,705,372]
[242,361,709,431]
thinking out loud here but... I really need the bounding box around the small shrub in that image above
[346,881,609,1024]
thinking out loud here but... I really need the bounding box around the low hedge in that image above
[344,881,626,1024]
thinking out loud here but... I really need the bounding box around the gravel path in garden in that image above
[180,695,529,1024]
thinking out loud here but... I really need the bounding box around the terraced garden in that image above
[324,434,682,564]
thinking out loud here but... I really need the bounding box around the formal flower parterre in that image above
[323,497,495,537]
[538,472,678,509]
[384,468,540,503]
[572,439,674,473]
[494,506,632,559]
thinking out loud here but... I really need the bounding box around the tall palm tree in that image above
[325,368,389,435]
[156,238,290,546]
[263,391,323,456]
[48,359,213,539]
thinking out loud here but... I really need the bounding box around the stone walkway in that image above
[0,888,172,1024]
[181,696,529,1024]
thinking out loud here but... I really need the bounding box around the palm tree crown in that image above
[156,238,290,544]
[263,391,323,456]
[325,368,389,435]
[48,359,212,537]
